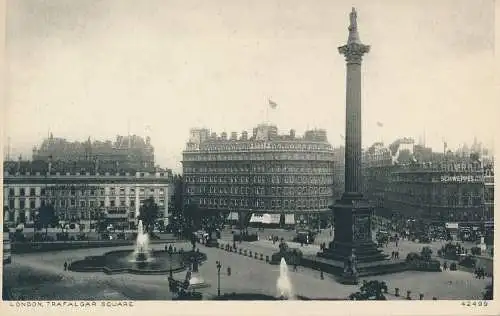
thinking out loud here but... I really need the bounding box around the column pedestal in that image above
[320,193,387,263]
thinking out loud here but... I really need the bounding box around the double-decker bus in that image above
[3,226,11,264]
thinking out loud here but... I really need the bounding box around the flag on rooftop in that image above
[268,99,277,109]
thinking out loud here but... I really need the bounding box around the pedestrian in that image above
[443,262,448,271]
[320,270,324,280]
[391,251,394,259]
[294,263,297,272]
[64,261,68,271]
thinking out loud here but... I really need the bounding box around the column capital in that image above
[338,42,370,64]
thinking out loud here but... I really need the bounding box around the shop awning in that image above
[445,222,459,229]
[250,213,280,224]
[270,214,281,224]
[249,213,264,223]
[261,214,280,224]
[227,212,239,221]
[284,214,295,225]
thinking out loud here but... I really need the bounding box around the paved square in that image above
[3,240,491,300]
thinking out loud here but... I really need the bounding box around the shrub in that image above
[420,247,433,261]
[406,252,422,262]
[412,259,442,271]
[233,233,258,242]
[471,247,481,256]
[449,262,457,271]
[270,247,303,265]
[458,255,476,269]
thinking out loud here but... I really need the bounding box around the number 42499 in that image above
[461,301,489,307]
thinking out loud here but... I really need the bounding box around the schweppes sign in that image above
[440,175,484,183]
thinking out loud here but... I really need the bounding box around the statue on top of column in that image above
[349,7,357,30]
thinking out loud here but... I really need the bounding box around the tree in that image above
[172,175,184,217]
[138,197,160,233]
[36,203,58,235]
[95,209,107,233]
[349,280,387,300]
[238,210,251,234]
[184,202,201,233]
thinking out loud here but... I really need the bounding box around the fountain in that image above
[132,220,152,263]
[68,216,207,275]
[276,258,294,300]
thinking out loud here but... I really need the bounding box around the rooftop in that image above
[3,159,172,177]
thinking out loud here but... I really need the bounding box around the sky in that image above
[3,0,496,173]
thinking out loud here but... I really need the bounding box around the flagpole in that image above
[376,122,384,145]
[266,100,269,124]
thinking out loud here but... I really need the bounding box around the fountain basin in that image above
[69,250,207,275]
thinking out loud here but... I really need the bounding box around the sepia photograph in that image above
[1,0,496,307]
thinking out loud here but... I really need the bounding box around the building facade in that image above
[483,164,494,223]
[3,163,173,229]
[364,160,492,224]
[182,124,335,225]
[31,134,155,170]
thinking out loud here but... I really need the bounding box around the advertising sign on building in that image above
[440,175,483,183]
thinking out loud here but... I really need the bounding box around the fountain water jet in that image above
[276,257,294,299]
[132,220,152,262]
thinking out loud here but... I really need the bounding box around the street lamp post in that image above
[216,260,222,297]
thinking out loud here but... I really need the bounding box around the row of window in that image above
[7,187,166,197]
[388,175,485,183]
[183,153,334,162]
[4,209,140,222]
[6,198,165,210]
[184,175,333,185]
[187,185,332,196]
[198,197,329,209]
[200,142,332,152]
[386,193,483,207]
[382,184,483,197]
[184,165,332,174]
[391,205,492,222]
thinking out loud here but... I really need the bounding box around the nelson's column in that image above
[321,8,387,266]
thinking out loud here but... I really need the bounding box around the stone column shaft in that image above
[344,61,363,194]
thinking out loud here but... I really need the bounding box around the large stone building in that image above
[182,124,335,226]
[365,162,487,222]
[331,138,494,226]
[3,160,173,229]
[361,141,494,225]
[483,164,494,223]
[32,133,155,170]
